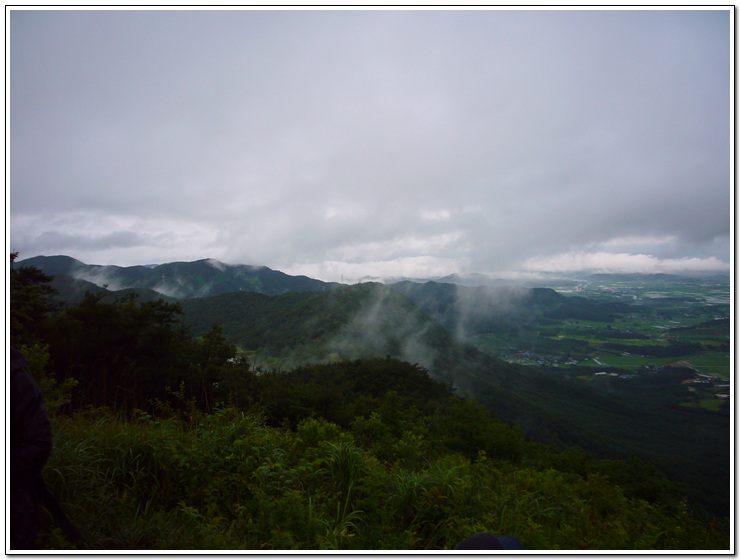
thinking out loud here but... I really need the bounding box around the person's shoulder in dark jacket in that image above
[10,347,53,483]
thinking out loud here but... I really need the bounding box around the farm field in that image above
[471,275,731,386]
[455,276,731,520]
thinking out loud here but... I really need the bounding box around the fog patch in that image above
[73,266,127,291]
[328,285,439,371]
[151,279,189,299]
[397,282,533,343]
[153,275,215,299]
[452,285,531,340]
[206,258,228,272]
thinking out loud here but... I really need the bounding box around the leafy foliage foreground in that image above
[41,404,727,551]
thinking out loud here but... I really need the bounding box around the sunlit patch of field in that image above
[687,352,731,378]
[681,398,727,412]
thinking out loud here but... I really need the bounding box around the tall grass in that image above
[39,407,729,551]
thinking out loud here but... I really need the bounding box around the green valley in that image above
[10,255,731,549]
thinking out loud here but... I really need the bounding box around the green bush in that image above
[38,405,728,551]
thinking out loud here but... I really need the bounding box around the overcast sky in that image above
[8,8,731,282]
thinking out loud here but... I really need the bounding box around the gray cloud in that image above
[30,230,145,252]
[9,9,731,280]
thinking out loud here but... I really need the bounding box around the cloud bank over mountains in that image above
[9,9,731,282]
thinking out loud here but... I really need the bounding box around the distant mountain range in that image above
[17,255,728,303]
[17,255,340,300]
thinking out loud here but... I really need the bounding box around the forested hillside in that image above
[18,255,338,299]
[8,255,729,550]
[180,284,455,371]
[391,280,633,344]
[176,283,729,518]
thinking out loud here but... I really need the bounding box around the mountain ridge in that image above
[17,255,341,299]
[18,255,729,299]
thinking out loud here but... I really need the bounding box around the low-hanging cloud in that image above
[521,251,730,275]
[328,285,440,371]
[9,9,731,280]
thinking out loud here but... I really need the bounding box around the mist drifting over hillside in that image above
[327,285,441,371]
